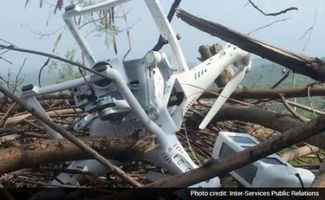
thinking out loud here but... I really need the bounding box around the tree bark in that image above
[177,9,325,82]
[202,87,325,99]
[0,136,155,175]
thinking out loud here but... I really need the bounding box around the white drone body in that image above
[20,0,312,188]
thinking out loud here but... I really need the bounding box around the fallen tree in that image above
[177,9,325,82]
[0,136,155,176]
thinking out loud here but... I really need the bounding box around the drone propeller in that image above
[199,62,251,129]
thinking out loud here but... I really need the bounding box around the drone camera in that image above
[97,97,130,121]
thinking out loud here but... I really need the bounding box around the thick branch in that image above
[177,10,325,81]
[202,87,325,99]
[0,136,155,175]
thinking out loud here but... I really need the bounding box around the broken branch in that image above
[177,9,325,81]
[0,136,155,175]
[202,87,325,100]
[282,145,319,162]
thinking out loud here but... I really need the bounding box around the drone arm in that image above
[19,74,103,139]
[21,75,101,98]
[20,63,169,146]
[145,0,189,72]
[101,68,170,147]
[63,0,132,66]
[63,14,96,66]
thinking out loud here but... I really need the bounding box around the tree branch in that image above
[282,145,319,162]
[280,94,308,122]
[285,100,325,116]
[202,87,325,99]
[0,43,113,82]
[0,136,155,175]
[176,9,325,82]
[208,105,325,149]
[248,0,298,16]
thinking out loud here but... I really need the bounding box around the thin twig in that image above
[285,100,325,116]
[248,0,298,16]
[280,94,308,122]
[248,18,289,35]
[299,4,319,52]
[12,58,27,94]
[0,102,17,127]
[0,43,122,85]
[152,0,182,51]
[271,70,291,89]
[183,118,202,165]
[307,86,317,118]
[0,56,13,65]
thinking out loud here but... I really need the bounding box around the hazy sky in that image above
[0,0,324,75]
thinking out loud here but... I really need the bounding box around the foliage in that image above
[0,60,26,94]
[47,49,82,83]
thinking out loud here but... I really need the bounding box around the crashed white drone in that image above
[21,0,314,187]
